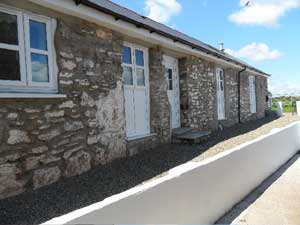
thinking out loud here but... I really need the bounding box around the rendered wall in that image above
[44,122,300,225]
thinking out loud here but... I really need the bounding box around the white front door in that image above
[163,55,181,129]
[216,68,225,120]
[122,43,150,138]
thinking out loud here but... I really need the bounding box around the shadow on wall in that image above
[216,153,300,224]
[0,115,278,225]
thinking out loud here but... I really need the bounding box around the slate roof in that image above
[74,0,270,76]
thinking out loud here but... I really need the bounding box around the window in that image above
[0,6,57,92]
[167,68,173,90]
[122,45,146,87]
[249,76,257,113]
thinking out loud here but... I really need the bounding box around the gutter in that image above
[73,0,270,77]
[238,66,247,123]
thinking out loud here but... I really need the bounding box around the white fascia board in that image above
[28,0,269,78]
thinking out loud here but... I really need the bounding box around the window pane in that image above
[135,50,144,66]
[123,66,133,85]
[0,11,18,45]
[30,20,47,51]
[31,53,49,82]
[168,69,172,79]
[0,49,20,80]
[220,82,224,91]
[219,71,223,80]
[136,68,145,86]
[169,80,173,90]
[122,47,131,64]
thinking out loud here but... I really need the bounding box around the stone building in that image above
[0,0,269,199]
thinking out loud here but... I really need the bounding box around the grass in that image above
[272,96,298,113]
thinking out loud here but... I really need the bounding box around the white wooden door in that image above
[163,55,181,129]
[216,68,225,120]
[249,76,257,113]
[122,44,150,138]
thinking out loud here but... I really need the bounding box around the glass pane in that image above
[135,50,144,66]
[219,71,223,80]
[220,82,224,91]
[169,79,173,90]
[30,20,47,50]
[0,49,20,80]
[31,53,49,82]
[136,68,145,86]
[168,69,172,80]
[123,66,133,85]
[0,11,18,45]
[122,47,131,64]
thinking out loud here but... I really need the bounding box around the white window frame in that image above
[249,75,257,114]
[121,42,149,89]
[0,7,26,87]
[0,5,58,93]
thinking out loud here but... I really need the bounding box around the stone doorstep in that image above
[173,128,210,144]
[172,127,194,137]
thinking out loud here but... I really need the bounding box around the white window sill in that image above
[0,93,67,99]
[127,133,157,141]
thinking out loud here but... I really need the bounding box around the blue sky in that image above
[111,0,300,96]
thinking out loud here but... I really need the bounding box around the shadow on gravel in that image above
[0,115,278,225]
[216,153,300,224]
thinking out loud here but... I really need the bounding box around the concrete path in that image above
[218,153,300,225]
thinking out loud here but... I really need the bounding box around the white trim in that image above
[27,0,269,78]
[0,93,66,98]
[0,4,58,92]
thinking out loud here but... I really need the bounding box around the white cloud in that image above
[144,0,182,23]
[229,0,300,27]
[226,43,283,61]
[269,80,300,96]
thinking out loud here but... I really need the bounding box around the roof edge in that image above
[73,0,270,77]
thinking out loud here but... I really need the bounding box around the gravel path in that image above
[0,114,299,225]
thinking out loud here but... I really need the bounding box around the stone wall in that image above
[149,47,171,142]
[179,56,218,130]
[255,75,268,119]
[179,57,268,131]
[240,72,268,122]
[0,1,126,199]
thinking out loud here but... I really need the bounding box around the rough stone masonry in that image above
[0,1,127,199]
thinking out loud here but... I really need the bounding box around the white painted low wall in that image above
[297,101,300,116]
[44,122,300,225]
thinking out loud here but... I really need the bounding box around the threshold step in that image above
[176,130,210,144]
[172,127,194,137]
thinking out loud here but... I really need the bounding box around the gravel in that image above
[0,114,299,225]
